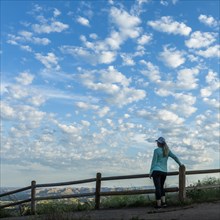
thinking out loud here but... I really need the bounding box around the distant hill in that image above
[0,186,152,202]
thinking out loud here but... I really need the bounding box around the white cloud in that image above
[75,101,99,110]
[97,106,110,117]
[140,61,161,82]
[20,45,32,52]
[108,0,114,5]
[137,0,150,4]
[198,14,219,28]
[100,66,131,87]
[155,88,173,97]
[160,0,169,6]
[187,54,200,62]
[105,31,123,50]
[60,7,143,66]
[200,88,212,98]
[110,7,142,39]
[2,79,47,107]
[31,37,51,45]
[107,87,146,107]
[8,32,50,46]
[203,98,220,108]
[77,16,90,27]
[99,51,116,64]
[53,8,61,17]
[120,53,135,66]
[185,31,217,49]
[32,21,69,33]
[124,114,130,119]
[159,0,178,6]
[81,120,90,127]
[80,67,146,107]
[137,34,152,45]
[57,123,79,134]
[18,30,33,38]
[176,68,199,90]
[147,16,191,36]
[11,105,46,129]
[131,0,149,16]
[81,75,120,94]
[19,31,51,45]
[7,35,19,45]
[0,102,15,120]
[60,45,117,65]
[35,52,60,70]
[171,93,197,117]
[15,72,34,85]
[60,45,95,64]
[158,109,184,124]
[6,85,29,100]
[206,70,218,85]
[174,93,196,106]
[28,95,46,107]
[200,70,219,97]
[89,33,98,39]
[159,46,185,68]
[194,112,220,144]
[195,45,220,58]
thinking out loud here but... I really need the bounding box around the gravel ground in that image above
[1,200,220,220]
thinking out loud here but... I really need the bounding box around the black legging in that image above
[152,171,167,200]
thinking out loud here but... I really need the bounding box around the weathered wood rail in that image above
[0,167,219,215]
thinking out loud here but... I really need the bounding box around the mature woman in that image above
[149,137,184,209]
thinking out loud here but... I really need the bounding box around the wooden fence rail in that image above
[0,167,219,215]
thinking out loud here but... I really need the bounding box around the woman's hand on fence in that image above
[180,164,185,168]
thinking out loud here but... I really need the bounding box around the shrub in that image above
[0,208,13,218]
[36,199,94,215]
[186,177,220,202]
[101,195,150,209]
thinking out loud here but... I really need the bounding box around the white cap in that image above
[156,137,165,144]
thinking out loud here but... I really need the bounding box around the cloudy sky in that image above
[1,0,219,188]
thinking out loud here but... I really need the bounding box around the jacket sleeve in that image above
[169,150,182,166]
[150,149,157,175]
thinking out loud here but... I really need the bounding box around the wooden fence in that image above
[0,167,219,215]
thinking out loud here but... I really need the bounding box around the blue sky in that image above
[1,0,219,187]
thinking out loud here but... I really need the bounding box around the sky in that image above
[0,0,219,188]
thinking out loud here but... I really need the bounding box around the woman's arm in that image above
[169,150,182,166]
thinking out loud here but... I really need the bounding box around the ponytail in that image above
[162,142,169,157]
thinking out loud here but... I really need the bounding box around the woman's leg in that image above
[160,173,167,205]
[152,171,162,207]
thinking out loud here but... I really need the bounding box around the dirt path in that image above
[1,201,220,220]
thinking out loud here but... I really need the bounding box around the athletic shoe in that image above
[162,202,167,208]
[154,205,162,209]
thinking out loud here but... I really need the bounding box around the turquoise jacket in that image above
[150,147,182,175]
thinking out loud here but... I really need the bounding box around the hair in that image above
[158,142,169,157]
[162,142,169,157]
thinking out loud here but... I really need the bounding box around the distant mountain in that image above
[0,186,153,202]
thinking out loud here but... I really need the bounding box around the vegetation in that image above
[186,177,220,203]
[36,199,94,215]
[0,208,12,218]
[0,177,219,219]
[101,194,150,209]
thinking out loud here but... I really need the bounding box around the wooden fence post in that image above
[179,165,186,202]
[95,172,102,210]
[31,180,36,215]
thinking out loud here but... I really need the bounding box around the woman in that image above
[149,137,183,209]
